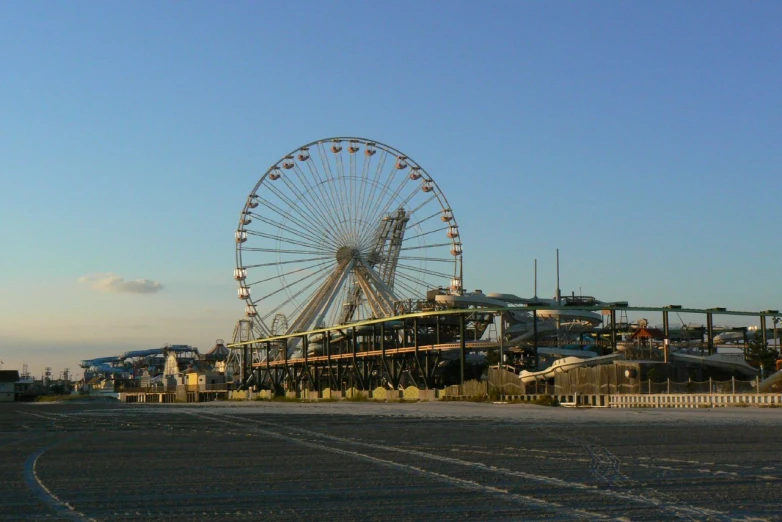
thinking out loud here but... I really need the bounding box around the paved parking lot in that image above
[2,401,781,521]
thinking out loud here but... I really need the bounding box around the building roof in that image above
[629,327,665,340]
[204,342,230,361]
[0,370,21,382]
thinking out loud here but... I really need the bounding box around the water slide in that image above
[81,345,199,374]
[670,351,759,378]
[519,352,625,384]
[758,369,782,393]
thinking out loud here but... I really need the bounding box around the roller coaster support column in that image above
[336,337,343,390]
[361,330,369,387]
[302,334,312,392]
[662,311,670,363]
[380,322,392,388]
[498,311,504,370]
[760,315,767,348]
[533,309,539,369]
[459,313,466,385]
[414,317,426,388]
[325,332,336,391]
[265,342,271,386]
[352,326,363,389]
[283,338,290,391]
[610,309,617,352]
[707,313,714,355]
[243,344,250,389]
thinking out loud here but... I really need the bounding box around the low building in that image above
[186,370,226,391]
[0,371,21,402]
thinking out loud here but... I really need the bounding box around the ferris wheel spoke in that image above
[245,230,329,252]
[252,265,334,304]
[362,170,412,240]
[316,143,353,240]
[254,196,329,244]
[389,272,424,297]
[249,212,335,251]
[276,172,339,236]
[277,175,344,240]
[262,182,326,234]
[404,226,449,242]
[399,242,453,252]
[357,150,388,235]
[354,149,380,226]
[354,161,375,233]
[245,260,334,287]
[259,265,336,321]
[333,149,353,234]
[291,162,351,243]
[406,210,441,230]
[241,256,333,269]
[288,164,339,231]
[349,149,358,237]
[359,176,417,248]
[398,256,455,263]
[393,270,433,291]
[407,194,439,218]
[303,156,351,241]
[242,247,327,255]
[390,181,422,214]
[263,186,333,243]
[396,263,454,280]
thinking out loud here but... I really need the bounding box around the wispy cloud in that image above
[78,272,163,294]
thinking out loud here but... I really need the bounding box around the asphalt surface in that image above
[1,400,782,521]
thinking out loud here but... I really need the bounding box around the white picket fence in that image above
[610,393,782,408]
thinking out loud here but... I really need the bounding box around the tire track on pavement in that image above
[209,411,737,521]
[188,411,614,520]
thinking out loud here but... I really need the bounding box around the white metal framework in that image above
[235,137,463,339]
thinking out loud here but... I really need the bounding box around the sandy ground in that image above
[2,400,781,521]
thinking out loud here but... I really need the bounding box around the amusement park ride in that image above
[227,137,782,393]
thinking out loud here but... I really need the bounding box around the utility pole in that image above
[556,249,561,346]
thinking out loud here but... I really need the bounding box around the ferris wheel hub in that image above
[336,245,362,265]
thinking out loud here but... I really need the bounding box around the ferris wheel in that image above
[234,137,463,338]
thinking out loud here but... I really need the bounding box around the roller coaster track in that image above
[228,304,779,349]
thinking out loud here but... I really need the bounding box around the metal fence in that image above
[639,378,759,395]
[488,367,762,397]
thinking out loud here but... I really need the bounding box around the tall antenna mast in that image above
[555,248,561,304]
[533,258,537,299]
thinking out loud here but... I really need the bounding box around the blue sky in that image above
[1,1,780,377]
